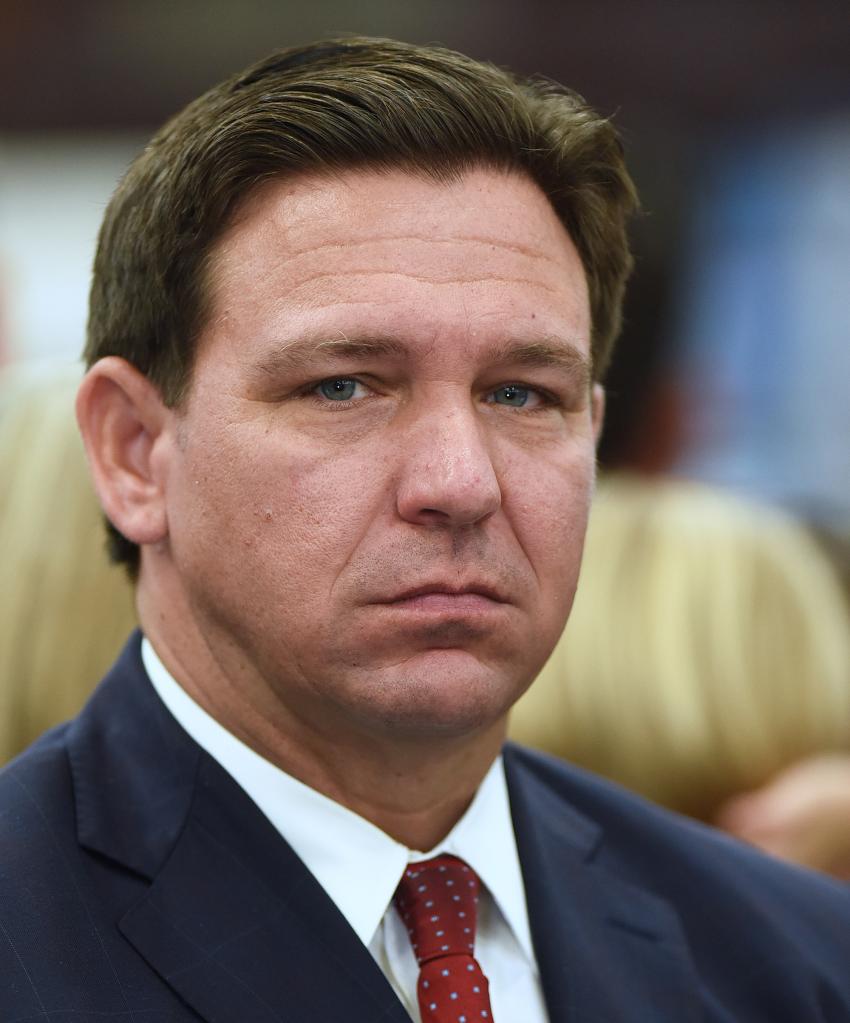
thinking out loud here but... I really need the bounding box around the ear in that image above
[590,383,606,445]
[76,357,174,547]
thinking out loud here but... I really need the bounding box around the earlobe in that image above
[591,383,606,445]
[75,357,173,548]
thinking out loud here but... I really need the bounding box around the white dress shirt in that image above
[142,638,549,1022]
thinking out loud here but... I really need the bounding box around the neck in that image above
[288,728,505,851]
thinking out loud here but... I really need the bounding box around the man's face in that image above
[158,166,601,745]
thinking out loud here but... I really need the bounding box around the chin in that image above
[347,649,525,740]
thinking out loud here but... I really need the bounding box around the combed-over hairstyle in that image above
[85,36,638,571]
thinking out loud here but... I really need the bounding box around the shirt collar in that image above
[141,637,536,962]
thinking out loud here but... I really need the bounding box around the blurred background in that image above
[2,0,849,552]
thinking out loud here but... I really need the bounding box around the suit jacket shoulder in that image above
[0,633,410,1022]
[504,742,850,1021]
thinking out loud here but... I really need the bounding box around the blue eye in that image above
[318,378,358,401]
[492,385,530,407]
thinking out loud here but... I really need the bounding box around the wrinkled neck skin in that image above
[137,568,509,852]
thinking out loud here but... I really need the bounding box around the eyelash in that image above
[299,377,563,411]
[298,377,372,408]
[488,384,559,411]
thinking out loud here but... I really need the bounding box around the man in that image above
[1,37,848,1022]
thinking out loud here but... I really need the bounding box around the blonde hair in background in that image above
[0,366,136,764]
[510,474,850,821]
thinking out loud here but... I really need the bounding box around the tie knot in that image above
[393,854,480,964]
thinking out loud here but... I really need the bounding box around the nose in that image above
[395,404,502,529]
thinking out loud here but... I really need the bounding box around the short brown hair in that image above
[86,36,638,571]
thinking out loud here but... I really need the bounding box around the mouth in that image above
[377,583,510,613]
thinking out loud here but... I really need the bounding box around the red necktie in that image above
[394,854,495,1022]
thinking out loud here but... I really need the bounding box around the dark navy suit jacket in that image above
[2,632,850,1021]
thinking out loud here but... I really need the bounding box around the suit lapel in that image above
[504,746,702,1023]
[119,756,411,1023]
[68,634,410,1023]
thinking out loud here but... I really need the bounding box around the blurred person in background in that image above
[2,36,850,1022]
[511,474,850,879]
[719,753,850,882]
[0,366,135,763]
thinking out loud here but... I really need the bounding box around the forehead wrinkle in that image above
[276,232,565,263]
[283,269,560,294]
[214,228,566,291]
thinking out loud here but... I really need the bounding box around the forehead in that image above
[203,165,590,365]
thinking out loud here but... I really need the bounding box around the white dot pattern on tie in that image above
[394,854,495,1023]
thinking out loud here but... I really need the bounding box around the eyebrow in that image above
[488,339,592,387]
[251,333,592,387]
[252,336,405,379]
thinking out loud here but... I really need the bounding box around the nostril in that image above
[414,507,454,526]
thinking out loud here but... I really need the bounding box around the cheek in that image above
[507,436,595,522]
[505,448,595,591]
[276,447,390,549]
[178,429,387,570]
